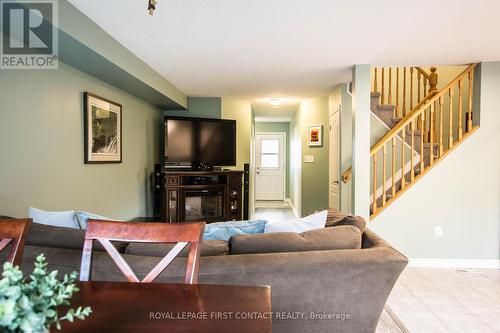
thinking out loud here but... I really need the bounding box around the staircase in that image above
[343,64,480,220]
[370,64,479,218]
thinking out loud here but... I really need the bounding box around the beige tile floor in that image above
[386,267,500,333]
[254,200,292,209]
[252,203,297,222]
[377,306,408,333]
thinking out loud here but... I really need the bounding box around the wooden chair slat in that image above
[0,219,32,266]
[142,242,188,283]
[185,242,202,284]
[0,238,12,252]
[80,239,94,281]
[97,238,140,283]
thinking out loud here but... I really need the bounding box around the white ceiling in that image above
[252,98,299,121]
[69,0,500,103]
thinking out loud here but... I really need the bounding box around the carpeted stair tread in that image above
[377,104,395,111]
[404,129,422,136]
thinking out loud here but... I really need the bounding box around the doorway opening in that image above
[255,132,286,203]
[252,124,295,221]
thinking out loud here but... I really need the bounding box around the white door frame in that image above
[255,132,286,201]
[329,107,341,210]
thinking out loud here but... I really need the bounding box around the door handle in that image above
[332,180,339,185]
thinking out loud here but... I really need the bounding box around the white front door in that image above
[329,111,341,210]
[255,133,285,201]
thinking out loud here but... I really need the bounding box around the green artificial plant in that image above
[0,254,91,332]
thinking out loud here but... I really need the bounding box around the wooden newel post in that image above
[429,67,438,93]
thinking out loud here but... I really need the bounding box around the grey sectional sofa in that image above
[1,211,407,333]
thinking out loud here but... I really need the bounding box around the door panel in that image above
[329,111,340,210]
[255,133,285,201]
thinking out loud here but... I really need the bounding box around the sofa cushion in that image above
[26,222,128,253]
[203,220,267,241]
[264,210,328,233]
[75,211,125,229]
[230,225,362,255]
[325,209,366,232]
[29,207,80,229]
[125,240,229,258]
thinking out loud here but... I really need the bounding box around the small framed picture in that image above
[307,124,323,147]
[84,92,122,164]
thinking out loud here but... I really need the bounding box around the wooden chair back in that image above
[80,220,205,284]
[0,219,32,266]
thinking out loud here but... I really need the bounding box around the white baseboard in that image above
[285,198,299,218]
[408,258,500,269]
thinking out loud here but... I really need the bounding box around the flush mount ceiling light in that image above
[269,98,283,107]
[148,0,157,15]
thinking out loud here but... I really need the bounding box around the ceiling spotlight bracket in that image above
[148,0,157,15]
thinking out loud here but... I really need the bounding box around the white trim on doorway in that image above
[285,198,300,218]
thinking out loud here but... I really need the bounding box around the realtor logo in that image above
[1,0,58,69]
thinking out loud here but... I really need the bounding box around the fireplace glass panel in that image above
[185,190,224,220]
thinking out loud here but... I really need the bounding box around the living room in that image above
[1,1,500,332]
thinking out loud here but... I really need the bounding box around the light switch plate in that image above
[304,155,314,163]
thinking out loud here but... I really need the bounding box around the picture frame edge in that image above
[83,91,123,164]
[307,124,323,147]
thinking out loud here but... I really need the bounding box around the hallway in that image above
[253,201,296,222]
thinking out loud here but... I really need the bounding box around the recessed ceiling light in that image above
[269,98,282,106]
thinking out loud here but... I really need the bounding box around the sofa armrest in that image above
[190,245,407,333]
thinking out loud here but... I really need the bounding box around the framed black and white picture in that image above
[84,92,122,164]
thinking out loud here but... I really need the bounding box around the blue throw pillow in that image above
[29,207,80,229]
[203,220,268,241]
[75,211,124,229]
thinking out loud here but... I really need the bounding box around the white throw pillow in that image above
[264,210,328,234]
[75,211,124,229]
[28,207,80,229]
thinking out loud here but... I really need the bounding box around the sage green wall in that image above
[255,122,291,198]
[221,98,252,171]
[164,97,221,118]
[0,62,160,219]
[298,97,330,216]
[371,62,500,262]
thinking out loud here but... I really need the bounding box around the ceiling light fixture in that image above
[148,0,157,15]
[269,98,282,106]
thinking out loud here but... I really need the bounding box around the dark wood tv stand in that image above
[156,170,243,223]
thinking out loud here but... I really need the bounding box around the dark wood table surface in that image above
[60,281,272,333]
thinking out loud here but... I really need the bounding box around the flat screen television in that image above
[164,116,236,169]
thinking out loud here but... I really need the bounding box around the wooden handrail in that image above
[415,67,431,80]
[342,168,352,183]
[370,64,476,155]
